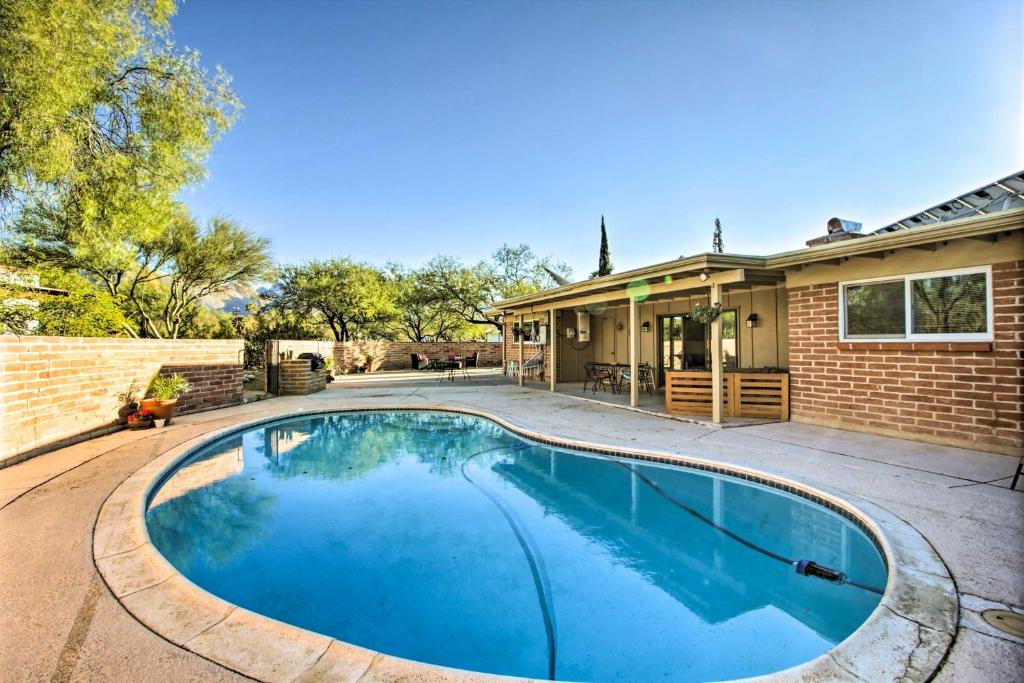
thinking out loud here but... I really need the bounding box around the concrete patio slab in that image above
[1,383,1021,681]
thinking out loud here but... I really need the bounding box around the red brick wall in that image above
[0,337,244,466]
[276,340,503,373]
[788,260,1023,455]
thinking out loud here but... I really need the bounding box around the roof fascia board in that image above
[494,254,764,309]
[502,269,746,316]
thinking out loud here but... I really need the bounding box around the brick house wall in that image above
[279,358,326,395]
[787,260,1023,455]
[276,340,503,373]
[0,337,244,467]
[502,314,557,380]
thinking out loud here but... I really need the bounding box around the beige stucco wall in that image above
[785,231,1023,288]
[556,284,788,382]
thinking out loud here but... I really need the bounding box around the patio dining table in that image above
[434,357,470,382]
[591,362,631,393]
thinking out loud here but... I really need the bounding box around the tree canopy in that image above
[268,259,397,342]
[418,245,571,332]
[0,0,238,213]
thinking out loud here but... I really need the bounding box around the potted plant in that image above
[140,373,191,425]
[115,382,140,425]
[127,409,156,430]
[324,356,335,383]
[690,302,722,324]
[363,352,379,373]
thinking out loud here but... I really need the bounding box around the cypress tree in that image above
[712,218,724,253]
[593,215,613,278]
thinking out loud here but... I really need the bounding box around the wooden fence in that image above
[664,371,789,420]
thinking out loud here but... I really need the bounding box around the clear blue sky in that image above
[173,0,1023,279]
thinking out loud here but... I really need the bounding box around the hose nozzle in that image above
[795,559,845,583]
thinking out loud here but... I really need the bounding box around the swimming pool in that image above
[145,410,887,682]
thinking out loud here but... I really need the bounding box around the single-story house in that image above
[493,173,1024,456]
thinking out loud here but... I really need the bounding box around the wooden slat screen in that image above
[664,371,788,420]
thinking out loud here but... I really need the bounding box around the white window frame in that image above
[838,265,993,342]
[515,319,544,345]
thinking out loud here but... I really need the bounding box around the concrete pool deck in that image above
[1,383,1021,681]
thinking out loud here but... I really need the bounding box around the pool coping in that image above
[93,404,958,683]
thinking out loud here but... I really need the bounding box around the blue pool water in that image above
[146,411,886,682]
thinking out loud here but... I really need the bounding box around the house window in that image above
[513,320,542,344]
[839,266,992,342]
[844,280,906,338]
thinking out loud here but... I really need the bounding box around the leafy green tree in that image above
[269,259,397,341]
[152,213,273,338]
[712,218,724,253]
[591,216,613,278]
[0,295,35,335]
[385,265,474,342]
[419,244,571,332]
[1,0,247,339]
[35,272,127,336]
[0,0,238,211]
[7,207,271,338]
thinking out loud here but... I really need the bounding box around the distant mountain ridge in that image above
[199,284,263,314]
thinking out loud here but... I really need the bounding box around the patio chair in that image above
[619,363,655,396]
[583,362,615,394]
[464,351,479,368]
[411,353,434,370]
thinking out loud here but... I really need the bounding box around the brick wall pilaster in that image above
[279,359,326,395]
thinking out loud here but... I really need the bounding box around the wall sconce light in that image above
[746,313,759,328]
[698,269,710,282]
[641,321,651,333]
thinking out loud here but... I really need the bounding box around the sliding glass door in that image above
[658,310,738,382]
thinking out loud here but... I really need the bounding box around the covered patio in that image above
[497,255,791,425]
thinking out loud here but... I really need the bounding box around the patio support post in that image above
[629,295,640,408]
[518,313,525,387]
[549,308,557,392]
[710,282,724,423]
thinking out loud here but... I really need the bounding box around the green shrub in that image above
[149,373,192,400]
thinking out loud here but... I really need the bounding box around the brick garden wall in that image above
[0,336,244,467]
[787,260,1023,455]
[275,340,503,373]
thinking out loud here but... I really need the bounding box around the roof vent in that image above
[807,217,863,247]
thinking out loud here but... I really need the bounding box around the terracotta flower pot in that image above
[140,398,178,425]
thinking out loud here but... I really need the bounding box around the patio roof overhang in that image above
[490,207,1024,315]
